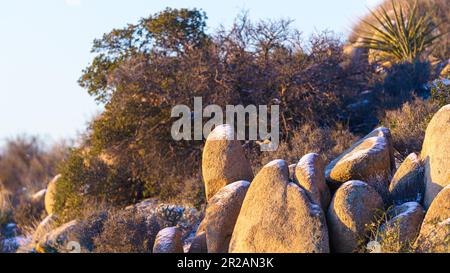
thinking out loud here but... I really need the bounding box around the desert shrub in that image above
[431,78,450,107]
[54,148,144,222]
[366,209,450,253]
[167,177,205,210]
[382,60,431,104]
[25,202,111,253]
[0,211,11,230]
[0,136,68,195]
[381,98,439,158]
[12,197,46,230]
[0,136,68,229]
[257,123,357,168]
[157,204,185,226]
[93,208,160,253]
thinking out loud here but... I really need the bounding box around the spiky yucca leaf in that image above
[357,0,442,63]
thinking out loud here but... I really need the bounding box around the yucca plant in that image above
[357,0,442,63]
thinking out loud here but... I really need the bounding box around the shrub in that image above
[257,123,357,168]
[381,98,439,158]
[430,78,450,107]
[93,208,160,253]
[0,136,68,195]
[0,136,68,229]
[12,196,46,230]
[157,204,184,226]
[57,8,367,214]
[382,60,431,103]
[54,148,144,222]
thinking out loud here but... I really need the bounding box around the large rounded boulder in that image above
[204,180,250,253]
[421,105,450,208]
[229,160,329,253]
[327,180,384,253]
[325,128,393,202]
[45,175,61,215]
[202,124,253,201]
[294,153,331,210]
[415,185,450,253]
[389,153,424,205]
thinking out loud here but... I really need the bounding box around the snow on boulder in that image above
[325,127,394,203]
[294,153,331,210]
[153,227,184,253]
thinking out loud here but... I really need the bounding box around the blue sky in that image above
[0,0,382,145]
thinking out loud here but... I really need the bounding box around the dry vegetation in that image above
[1,0,449,253]
[0,137,68,229]
[255,123,357,168]
[381,98,439,158]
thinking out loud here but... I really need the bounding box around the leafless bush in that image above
[380,98,439,158]
[256,123,357,168]
[93,208,160,253]
[0,136,69,195]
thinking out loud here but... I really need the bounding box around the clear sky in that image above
[0,0,382,145]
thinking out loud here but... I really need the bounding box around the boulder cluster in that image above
[24,105,450,253]
[194,105,450,253]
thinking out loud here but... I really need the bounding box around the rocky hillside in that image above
[3,104,448,253]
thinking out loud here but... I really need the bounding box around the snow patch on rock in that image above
[339,136,386,164]
[296,153,318,179]
[266,159,287,168]
[344,180,368,188]
[207,124,234,141]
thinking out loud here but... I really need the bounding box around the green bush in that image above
[54,148,145,222]
[431,79,450,107]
